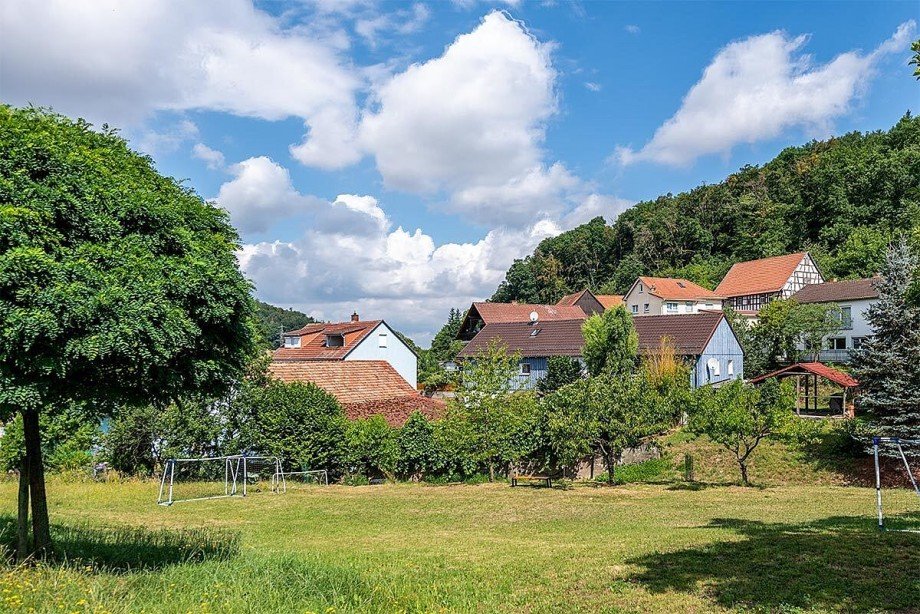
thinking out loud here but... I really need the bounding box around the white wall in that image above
[626,291,721,316]
[820,298,876,354]
[345,321,418,388]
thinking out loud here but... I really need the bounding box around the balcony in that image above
[818,349,851,363]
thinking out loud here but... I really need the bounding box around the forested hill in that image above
[254,300,316,349]
[492,114,920,303]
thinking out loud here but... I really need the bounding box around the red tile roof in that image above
[557,290,589,306]
[471,302,588,324]
[596,295,625,309]
[715,252,808,298]
[632,312,727,356]
[273,320,382,360]
[749,362,858,388]
[634,277,722,301]
[791,278,880,304]
[457,319,586,358]
[267,360,440,426]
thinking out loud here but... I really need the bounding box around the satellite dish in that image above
[530,311,539,323]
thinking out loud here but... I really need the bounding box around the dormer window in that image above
[283,336,301,349]
[325,334,344,347]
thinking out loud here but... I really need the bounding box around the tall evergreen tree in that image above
[851,238,920,449]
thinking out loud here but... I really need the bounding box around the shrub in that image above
[345,416,399,479]
[396,412,441,480]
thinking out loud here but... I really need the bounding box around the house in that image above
[268,360,442,426]
[456,318,586,390]
[715,252,824,315]
[633,312,744,388]
[456,302,587,341]
[456,311,743,390]
[273,313,417,388]
[557,289,605,316]
[623,276,722,316]
[791,277,880,363]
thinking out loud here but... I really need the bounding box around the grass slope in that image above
[1,478,917,613]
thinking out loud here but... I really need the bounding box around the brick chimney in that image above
[351,311,359,322]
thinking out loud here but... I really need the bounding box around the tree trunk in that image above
[488,463,495,482]
[17,456,30,562]
[22,409,51,557]
[606,448,616,485]
[739,459,749,486]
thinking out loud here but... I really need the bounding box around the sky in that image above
[1,0,917,345]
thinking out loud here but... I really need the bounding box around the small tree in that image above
[536,356,584,395]
[454,340,539,480]
[345,416,399,479]
[851,238,920,447]
[396,411,440,481]
[689,379,793,485]
[545,373,664,484]
[582,306,638,377]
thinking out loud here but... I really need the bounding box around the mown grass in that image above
[0,469,917,613]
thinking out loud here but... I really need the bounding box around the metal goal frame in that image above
[872,437,920,529]
[157,454,283,506]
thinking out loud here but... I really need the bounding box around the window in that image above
[325,334,344,347]
[727,360,734,376]
[378,333,388,348]
[666,302,678,314]
[707,358,721,379]
[283,336,301,348]
[852,336,867,349]
[685,302,694,312]
[631,305,639,314]
[827,337,846,350]
[705,303,714,310]
[638,283,644,293]
[643,303,650,314]
[519,363,531,376]
[839,306,852,330]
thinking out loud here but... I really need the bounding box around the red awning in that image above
[749,362,858,388]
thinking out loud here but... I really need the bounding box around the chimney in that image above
[351,311,359,322]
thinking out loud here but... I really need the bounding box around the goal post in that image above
[872,437,920,529]
[157,454,283,506]
[273,469,329,493]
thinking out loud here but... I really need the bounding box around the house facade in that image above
[274,314,418,388]
[715,252,824,315]
[456,311,743,390]
[623,276,722,316]
[557,289,605,316]
[791,277,880,363]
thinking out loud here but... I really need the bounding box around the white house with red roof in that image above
[623,276,722,316]
[274,313,418,388]
[715,252,824,314]
[791,277,880,363]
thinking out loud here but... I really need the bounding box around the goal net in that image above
[157,455,282,506]
[872,437,920,529]
[274,469,329,492]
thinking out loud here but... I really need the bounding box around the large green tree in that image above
[0,107,255,557]
[581,306,638,377]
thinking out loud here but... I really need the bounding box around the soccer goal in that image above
[157,454,283,506]
[273,469,329,493]
[872,437,920,529]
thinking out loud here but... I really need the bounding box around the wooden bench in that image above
[511,474,553,488]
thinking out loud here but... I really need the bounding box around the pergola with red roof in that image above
[749,362,858,417]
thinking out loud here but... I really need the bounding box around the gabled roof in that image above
[632,312,729,356]
[596,295,625,309]
[273,320,383,360]
[557,290,592,306]
[749,362,858,388]
[715,252,808,298]
[457,319,586,359]
[267,360,443,426]
[791,278,880,304]
[470,302,588,324]
[628,276,722,301]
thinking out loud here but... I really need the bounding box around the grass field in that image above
[0,473,918,613]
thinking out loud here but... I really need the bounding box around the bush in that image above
[397,412,441,480]
[345,416,399,479]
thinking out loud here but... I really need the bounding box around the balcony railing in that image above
[818,349,851,363]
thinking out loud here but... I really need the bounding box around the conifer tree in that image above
[851,238,920,449]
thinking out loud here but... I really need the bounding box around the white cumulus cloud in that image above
[617,21,917,167]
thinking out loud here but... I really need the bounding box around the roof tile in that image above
[715,252,807,297]
[637,277,722,301]
[791,278,879,303]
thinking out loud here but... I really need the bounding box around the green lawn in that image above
[1,478,917,613]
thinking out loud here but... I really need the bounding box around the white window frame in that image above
[631,305,639,314]
[283,336,301,348]
[666,302,678,314]
[519,362,532,376]
[643,303,650,314]
[378,332,388,348]
[727,360,734,376]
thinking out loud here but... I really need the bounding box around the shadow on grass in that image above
[627,513,920,612]
[0,515,240,572]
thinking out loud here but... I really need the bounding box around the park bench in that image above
[511,474,553,488]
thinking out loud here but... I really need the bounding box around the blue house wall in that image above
[512,356,549,390]
[691,317,744,388]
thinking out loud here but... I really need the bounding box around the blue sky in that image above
[1,0,917,344]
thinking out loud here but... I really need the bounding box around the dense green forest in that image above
[492,114,920,303]
[254,300,316,348]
